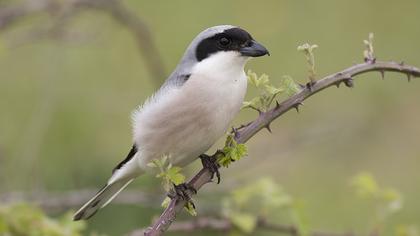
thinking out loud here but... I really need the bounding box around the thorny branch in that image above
[131,217,354,236]
[144,60,420,235]
[0,0,166,86]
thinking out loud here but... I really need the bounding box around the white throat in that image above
[191,51,249,80]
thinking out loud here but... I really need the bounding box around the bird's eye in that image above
[219,37,231,46]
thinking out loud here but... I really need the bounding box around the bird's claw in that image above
[168,183,196,209]
[200,153,221,184]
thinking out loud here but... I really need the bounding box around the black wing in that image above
[112,145,138,174]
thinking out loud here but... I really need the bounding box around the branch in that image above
[0,0,166,87]
[73,0,166,85]
[144,60,420,235]
[131,216,354,236]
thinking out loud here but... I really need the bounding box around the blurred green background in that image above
[1,0,420,235]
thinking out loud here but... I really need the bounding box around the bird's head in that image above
[174,25,269,74]
[192,25,269,61]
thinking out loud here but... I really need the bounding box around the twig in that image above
[131,216,354,236]
[144,61,420,236]
[73,0,166,85]
[0,0,166,87]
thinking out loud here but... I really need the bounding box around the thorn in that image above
[298,83,306,89]
[344,77,354,88]
[379,70,385,80]
[250,106,262,115]
[265,123,272,133]
[335,82,340,88]
[306,81,315,91]
[407,73,412,82]
[275,100,280,109]
[234,122,252,134]
[294,102,303,113]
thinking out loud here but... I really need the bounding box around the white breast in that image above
[132,51,248,167]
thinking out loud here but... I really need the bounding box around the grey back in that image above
[162,25,236,88]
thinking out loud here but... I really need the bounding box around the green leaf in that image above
[245,70,290,112]
[161,155,168,165]
[265,84,283,96]
[0,215,8,233]
[184,202,197,216]
[290,200,310,236]
[230,212,257,233]
[218,154,233,167]
[149,159,163,168]
[218,135,248,167]
[247,70,259,87]
[148,156,186,192]
[167,166,182,174]
[247,70,270,88]
[281,75,300,97]
[231,144,248,161]
[382,188,403,212]
[146,162,158,168]
[166,167,186,185]
[350,172,379,198]
[242,97,260,110]
[161,197,171,208]
[170,173,185,185]
[0,203,86,236]
[395,225,419,236]
[257,74,270,88]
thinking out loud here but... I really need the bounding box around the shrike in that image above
[73,25,269,220]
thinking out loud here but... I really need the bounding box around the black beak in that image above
[240,40,269,57]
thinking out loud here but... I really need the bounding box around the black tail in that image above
[73,178,133,220]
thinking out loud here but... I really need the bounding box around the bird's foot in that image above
[200,152,221,184]
[168,183,196,209]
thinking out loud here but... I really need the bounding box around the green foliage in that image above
[147,155,186,192]
[0,204,86,236]
[222,178,307,235]
[396,225,419,236]
[220,174,414,236]
[363,33,375,61]
[160,196,197,216]
[161,196,171,209]
[350,172,403,233]
[242,71,283,112]
[243,71,300,112]
[149,157,197,216]
[297,43,318,82]
[280,75,301,97]
[217,134,248,167]
[184,201,197,217]
[289,200,310,236]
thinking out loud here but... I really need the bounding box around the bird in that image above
[73,25,269,221]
